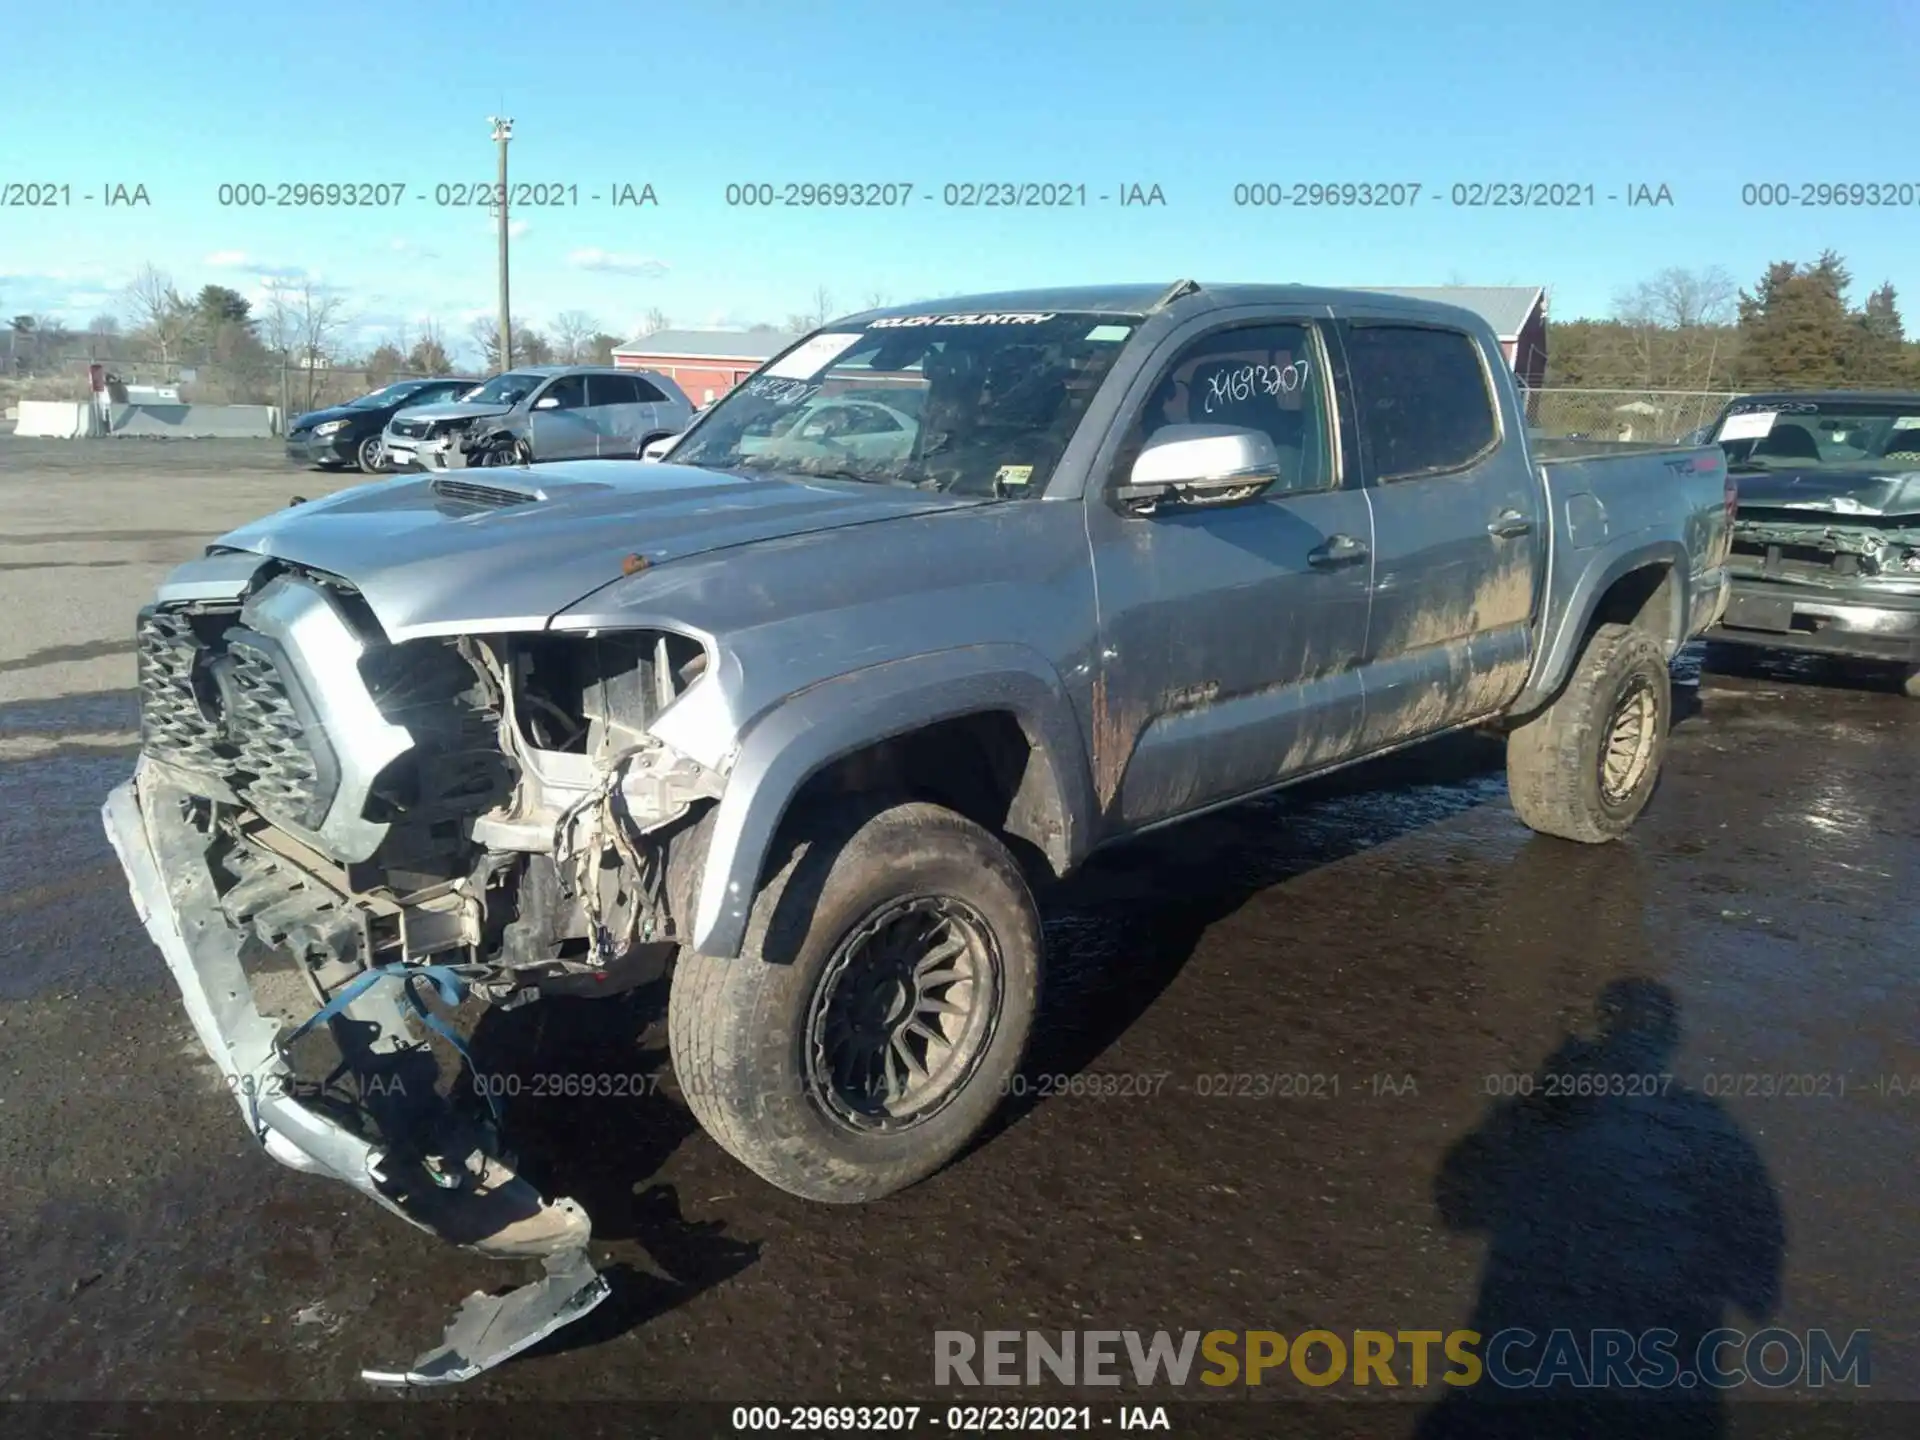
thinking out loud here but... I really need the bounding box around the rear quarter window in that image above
[1344,324,1498,482]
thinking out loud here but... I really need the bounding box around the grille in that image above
[392,418,432,439]
[135,606,337,831]
[431,477,537,508]
[1731,539,1862,582]
[222,636,332,828]
[136,607,230,773]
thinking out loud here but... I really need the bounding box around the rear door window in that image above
[588,373,640,407]
[1343,325,1498,482]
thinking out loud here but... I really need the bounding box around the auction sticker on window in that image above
[765,332,866,379]
[1717,411,1777,442]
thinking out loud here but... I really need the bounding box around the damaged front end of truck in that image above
[1729,509,1920,584]
[1713,463,1920,674]
[102,552,726,1383]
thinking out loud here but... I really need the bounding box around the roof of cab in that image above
[842,282,1497,335]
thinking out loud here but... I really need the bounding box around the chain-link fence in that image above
[1524,388,1736,443]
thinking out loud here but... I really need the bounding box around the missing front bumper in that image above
[101,763,609,1382]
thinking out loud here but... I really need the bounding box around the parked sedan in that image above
[284,377,478,472]
[384,365,692,470]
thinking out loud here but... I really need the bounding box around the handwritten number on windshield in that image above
[1201,360,1310,415]
[743,376,820,405]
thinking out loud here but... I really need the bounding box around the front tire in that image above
[1506,622,1671,843]
[355,434,387,473]
[668,800,1041,1203]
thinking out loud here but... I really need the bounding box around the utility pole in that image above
[490,115,514,372]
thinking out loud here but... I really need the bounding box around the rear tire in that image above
[668,800,1041,1203]
[1506,622,1671,843]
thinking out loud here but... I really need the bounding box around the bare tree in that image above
[407,318,453,375]
[552,309,600,363]
[122,263,191,366]
[85,312,120,356]
[639,306,670,337]
[784,285,837,333]
[467,315,552,371]
[258,276,297,357]
[1611,265,1738,389]
[257,277,351,407]
[1614,266,1737,330]
[863,289,891,310]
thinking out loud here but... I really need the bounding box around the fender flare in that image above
[1514,536,1692,716]
[686,644,1095,958]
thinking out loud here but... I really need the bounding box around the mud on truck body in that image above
[104,282,1732,1378]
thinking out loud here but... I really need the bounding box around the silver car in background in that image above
[383,364,693,470]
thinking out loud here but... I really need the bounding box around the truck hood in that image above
[214,461,990,640]
[1731,465,1920,519]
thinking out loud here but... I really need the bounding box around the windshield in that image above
[464,371,542,406]
[1714,399,1920,471]
[347,381,429,409]
[667,312,1140,496]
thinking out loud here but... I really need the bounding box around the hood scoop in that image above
[430,476,545,509]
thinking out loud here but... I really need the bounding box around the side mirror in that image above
[1113,425,1282,513]
[533,395,560,410]
[640,434,676,462]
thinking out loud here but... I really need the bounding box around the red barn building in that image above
[611,328,804,406]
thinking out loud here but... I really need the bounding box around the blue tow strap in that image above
[278,961,501,1126]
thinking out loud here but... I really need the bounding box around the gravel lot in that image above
[0,437,1914,1433]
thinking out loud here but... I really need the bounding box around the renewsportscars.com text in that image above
[934,1328,1870,1391]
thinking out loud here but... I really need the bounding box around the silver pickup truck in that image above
[103,282,1731,1376]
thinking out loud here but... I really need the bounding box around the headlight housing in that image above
[313,419,349,437]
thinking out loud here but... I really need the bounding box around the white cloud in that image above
[476,218,531,240]
[206,251,308,280]
[569,248,669,278]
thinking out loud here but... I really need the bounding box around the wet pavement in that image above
[0,440,1915,1430]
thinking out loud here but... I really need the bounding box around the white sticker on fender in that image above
[1716,411,1777,442]
[764,333,866,380]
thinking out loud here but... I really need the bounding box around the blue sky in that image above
[3,0,1916,361]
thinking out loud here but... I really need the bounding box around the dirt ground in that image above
[0,436,1914,1435]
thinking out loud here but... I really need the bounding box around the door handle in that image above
[1307,533,1369,568]
[1488,509,1533,539]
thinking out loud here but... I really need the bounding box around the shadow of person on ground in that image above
[1417,978,1785,1440]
